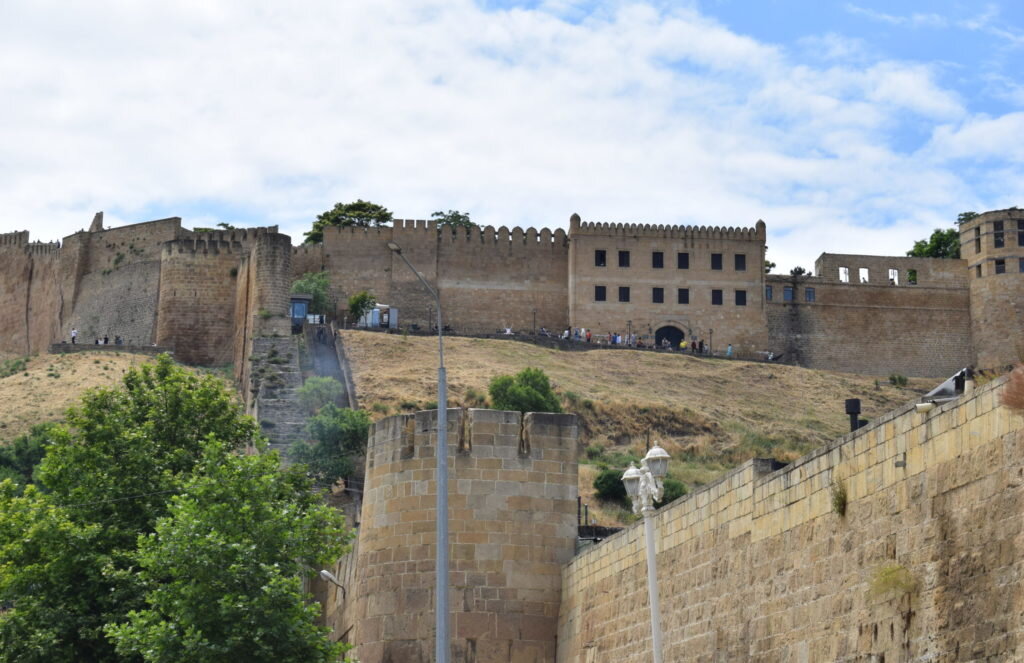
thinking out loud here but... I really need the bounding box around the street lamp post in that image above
[622,445,671,663]
[387,241,449,663]
[532,308,537,335]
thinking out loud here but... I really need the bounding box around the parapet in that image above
[0,230,29,247]
[439,223,568,246]
[161,237,246,256]
[569,215,765,241]
[176,225,281,244]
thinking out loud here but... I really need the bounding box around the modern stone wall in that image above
[766,273,973,377]
[319,408,579,662]
[568,215,768,353]
[558,376,1024,662]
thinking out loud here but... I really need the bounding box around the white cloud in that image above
[0,0,1017,273]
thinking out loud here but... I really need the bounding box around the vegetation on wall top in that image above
[304,199,394,244]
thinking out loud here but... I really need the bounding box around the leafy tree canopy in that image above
[347,290,377,323]
[593,467,627,504]
[489,367,562,414]
[957,211,979,224]
[304,199,393,244]
[764,260,776,274]
[289,405,370,488]
[0,355,348,663]
[291,271,332,315]
[906,227,961,259]
[431,209,475,229]
[790,266,807,277]
[297,376,345,415]
[0,422,58,493]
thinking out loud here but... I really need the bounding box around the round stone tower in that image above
[961,208,1024,369]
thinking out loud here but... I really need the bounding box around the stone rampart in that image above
[0,238,63,355]
[558,376,1024,662]
[319,408,579,662]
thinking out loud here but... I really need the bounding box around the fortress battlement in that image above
[0,230,30,247]
[440,224,569,245]
[571,215,766,241]
[162,238,245,256]
[24,241,61,256]
[178,225,280,244]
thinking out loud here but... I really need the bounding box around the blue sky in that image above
[1,0,1021,271]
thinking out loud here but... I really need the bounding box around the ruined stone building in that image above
[1,208,1021,377]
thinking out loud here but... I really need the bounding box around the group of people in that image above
[546,327,734,357]
[69,328,125,346]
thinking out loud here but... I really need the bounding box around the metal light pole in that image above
[387,241,449,663]
[622,445,671,663]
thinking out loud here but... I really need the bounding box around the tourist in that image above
[726,343,733,358]
[71,327,78,344]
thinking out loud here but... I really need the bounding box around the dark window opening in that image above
[783,286,794,301]
[805,287,816,302]
[595,250,606,267]
[594,285,606,302]
[652,252,664,269]
[711,253,723,270]
[652,287,664,303]
[618,286,630,302]
[975,226,982,254]
[1020,257,1024,273]
[907,269,918,285]
[1018,220,1024,246]
[677,288,689,304]
[711,289,723,305]
[734,254,746,271]
[765,285,773,301]
[976,264,982,278]
[677,252,689,269]
[994,221,1005,248]
[735,290,747,306]
[618,250,630,268]
[995,259,1006,274]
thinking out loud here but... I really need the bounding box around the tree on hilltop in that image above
[432,209,475,229]
[291,272,332,315]
[304,200,393,244]
[907,227,960,259]
[489,367,562,414]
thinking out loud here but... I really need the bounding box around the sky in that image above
[1,0,1022,272]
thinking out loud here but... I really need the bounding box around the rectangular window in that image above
[652,287,664,303]
[907,269,918,285]
[735,289,747,306]
[711,253,723,270]
[618,286,630,302]
[858,267,869,283]
[888,268,899,285]
[839,267,849,283]
[1020,257,1024,273]
[652,251,664,269]
[805,287,816,302]
[994,221,1005,248]
[618,250,630,268]
[995,259,1006,274]
[783,286,794,301]
[734,254,746,271]
[976,264,982,278]
[594,285,606,301]
[677,252,689,269]
[595,250,606,267]
[975,226,982,253]
[765,285,773,301]
[1018,220,1024,246]
[677,288,689,304]
[711,289,723,305]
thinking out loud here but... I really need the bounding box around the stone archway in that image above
[655,325,685,349]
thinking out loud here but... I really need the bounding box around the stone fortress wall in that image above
[319,408,579,662]
[558,374,1024,662]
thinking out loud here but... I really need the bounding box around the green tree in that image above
[216,222,237,230]
[764,260,776,274]
[291,271,332,315]
[297,376,345,415]
[347,290,377,324]
[431,209,475,229]
[906,227,960,258]
[655,477,687,507]
[106,440,350,663]
[957,211,979,224]
[304,199,393,244]
[790,266,807,277]
[289,406,370,487]
[0,355,345,663]
[0,422,58,492]
[489,367,561,413]
[593,467,627,504]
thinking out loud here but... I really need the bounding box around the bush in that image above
[585,444,605,461]
[290,405,371,487]
[297,376,344,414]
[869,563,918,600]
[489,367,561,413]
[655,477,687,507]
[889,373,908,387]
[347,290,377,324]
[593,467,628,504]
[0,357,28,378]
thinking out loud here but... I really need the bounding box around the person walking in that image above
[71,327,78,344]
[726,343,733,358]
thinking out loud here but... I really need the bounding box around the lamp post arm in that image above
[391,249,444,369]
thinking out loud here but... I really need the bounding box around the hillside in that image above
[339,330,933,523]
[0,352,158,441]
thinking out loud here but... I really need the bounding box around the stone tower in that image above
[960,208,1024,368]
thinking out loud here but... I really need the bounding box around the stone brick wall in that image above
[558,376,1024,662]
[766,271,973,377]
[0,235,62,355]
[961,209,1024,369]
[568,215,768,353]
[319,408,579,663]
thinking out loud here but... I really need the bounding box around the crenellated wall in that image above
[558,376,1024,662]
[0,233,63,355]
[318,408,579,663]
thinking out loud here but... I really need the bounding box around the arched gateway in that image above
[655,325,685,349]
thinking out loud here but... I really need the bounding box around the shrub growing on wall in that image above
[489,367,562,413]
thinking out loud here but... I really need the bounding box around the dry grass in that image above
[1001,365,1024,413]
[0,352,156,442]
[341,331,932,524]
